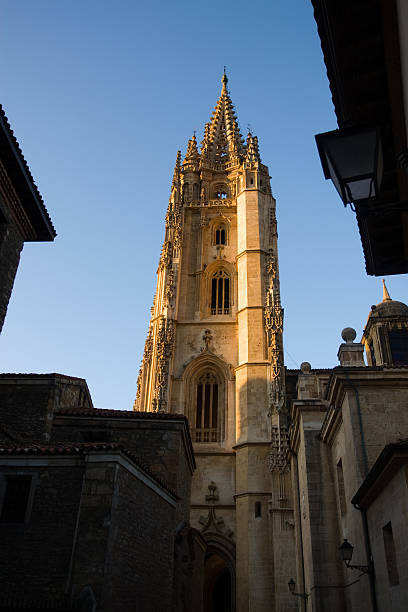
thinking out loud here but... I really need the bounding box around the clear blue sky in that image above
[0,1,406,409]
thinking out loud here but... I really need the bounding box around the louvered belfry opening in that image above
[211,270,230,315]
[195,371,219,443]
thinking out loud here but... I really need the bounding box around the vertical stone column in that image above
[235,185,274,612]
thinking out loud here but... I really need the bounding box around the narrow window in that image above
[337,459,347,516]
[383,522,399,586]
[211,270,230,314]
[369,340,376,366]
[215,225,227,245]
[0,476,32,523]
[195,372,219,443]
[255,502,261,518]
[388,330,408,365]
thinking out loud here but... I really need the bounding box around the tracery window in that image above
[195,372,219,443]
[211,270,230,315]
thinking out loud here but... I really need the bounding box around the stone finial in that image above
[338,327,365,367]
[297,362,317,399]
[382,278,391,302]
[341,327,357,343]
[205,481,219,503]
[222,67,228,88]
[300,362,311,374]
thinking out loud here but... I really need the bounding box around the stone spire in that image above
[201,72,245,162]
[382,278,391,301]
[245,131,261,164]
[183,133,200,165]
[172,150,181,187]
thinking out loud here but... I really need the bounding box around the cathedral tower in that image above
[135,74,295,612]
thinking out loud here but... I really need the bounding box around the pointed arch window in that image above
[195,371,219,443]
[211,270,230,315]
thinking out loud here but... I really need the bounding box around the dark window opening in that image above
[369,340,376,366]
[195,372,219,443]
[383,522,399,586]
[0,476,32,523]
[388,329,408,365]
[255,501,261,518]
[211,270,230,314]
[215,227,226,245]
[250,178,254,185]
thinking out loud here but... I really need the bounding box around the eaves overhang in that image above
[0,105,56,241]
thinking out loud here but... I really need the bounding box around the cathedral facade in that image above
[135,75,408,612]
[135,74,296,611]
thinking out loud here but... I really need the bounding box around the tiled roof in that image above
[0,104,56,240]
[0,441,177,498]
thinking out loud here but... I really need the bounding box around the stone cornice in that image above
[289,399,328,452]
[325,366,408,409]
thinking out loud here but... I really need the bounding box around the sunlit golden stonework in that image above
[134,73,294,610]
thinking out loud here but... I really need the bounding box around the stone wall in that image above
[52,413,194,521]
[0,375,92,442]
[0,462,84,601]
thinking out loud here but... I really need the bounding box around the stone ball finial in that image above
[341,327,356,343]
[300,362,311,374]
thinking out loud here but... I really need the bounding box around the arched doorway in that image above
[204,554,231,612]
[202,536,235,612]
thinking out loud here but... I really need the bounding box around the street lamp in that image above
[339,539,370,574]
[315,126,383,205]
[288,578,309,600]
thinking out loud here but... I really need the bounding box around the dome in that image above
[369,299,408,318]
[368,280,408,319]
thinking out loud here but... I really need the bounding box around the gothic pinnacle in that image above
[172,150,181,187]
[183,132,200,164]
[245,131,261,163]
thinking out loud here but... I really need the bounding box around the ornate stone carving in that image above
[199,482,234,539]
[267,426,289,473]
[172,210,182,251]
[153,318,175,412]
[135,367,142,409]
[159,239,172,270]
[202,329,213,351]
[164,269,175,307]
[142,327,153,364]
